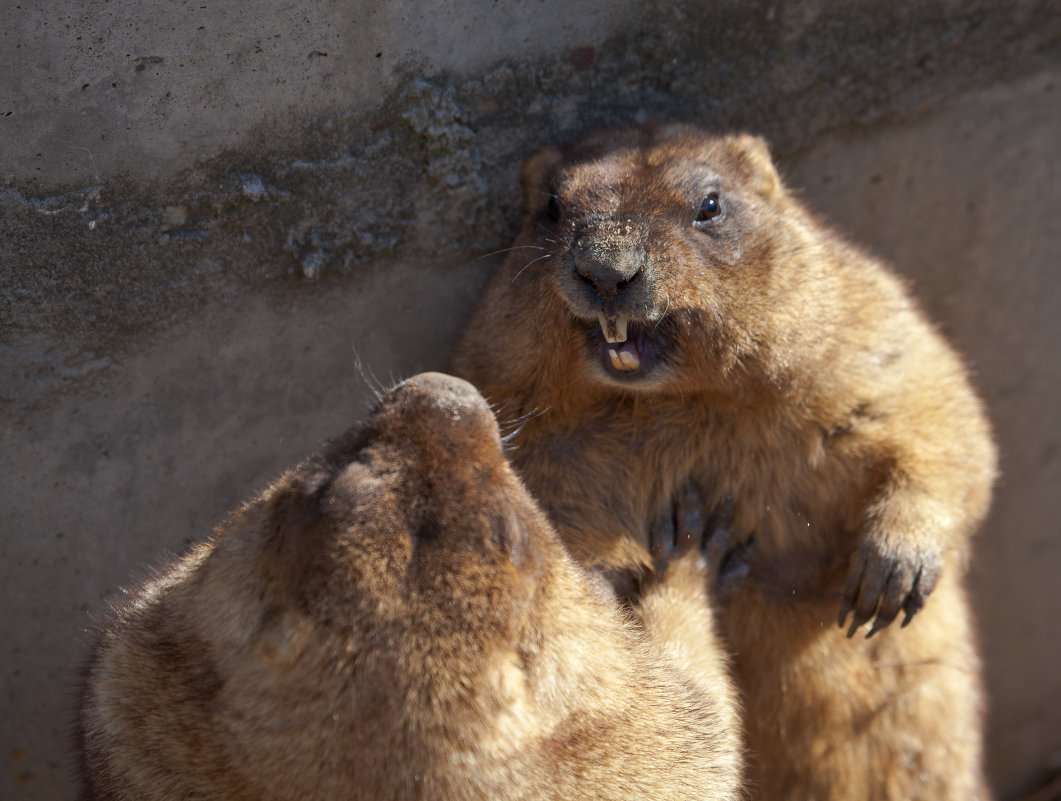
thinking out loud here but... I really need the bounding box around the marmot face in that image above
[525,125,791,392]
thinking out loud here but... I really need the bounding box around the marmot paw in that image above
[649,480,705,573]
[838,536,943,638]
[649,484,751,598]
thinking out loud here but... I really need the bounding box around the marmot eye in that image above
[695,192,721,222]
[546,194,560,222]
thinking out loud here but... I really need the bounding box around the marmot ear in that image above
[256,477,326,604]
[521,147,563,215]
[732,134,783,202]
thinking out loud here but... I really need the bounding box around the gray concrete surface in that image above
[2,1,1059,798]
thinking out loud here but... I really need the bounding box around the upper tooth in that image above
[597,312,629,344]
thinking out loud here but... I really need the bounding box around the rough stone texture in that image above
[1,1,1059,798]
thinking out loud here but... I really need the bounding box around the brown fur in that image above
[77,372,742,801]
[452,125,998,800]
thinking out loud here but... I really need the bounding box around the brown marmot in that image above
[77,372,743,801]
[451,125,998,800]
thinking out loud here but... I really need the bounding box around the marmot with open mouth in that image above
[452,125,998,800]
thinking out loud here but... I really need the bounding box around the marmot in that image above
[452,125,998,800]
[77,372,743,801]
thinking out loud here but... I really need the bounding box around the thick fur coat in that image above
[452,125,998,800]
[78,372,742,801]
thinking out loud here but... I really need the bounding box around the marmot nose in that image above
[572,220,647,298]
[574,246,645,298]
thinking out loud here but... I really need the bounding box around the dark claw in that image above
[708,496,735,531]
[702,498,734,566]
[871,563,913,635]
[717,536,753,597]
[845,558,887,637]
[838,556,867,630]
[838,605,850,629]
[900,586,926,627]
[846,608,874,639]
[700,497,751,598]
[649,480,704,574]
[900,554,942,627]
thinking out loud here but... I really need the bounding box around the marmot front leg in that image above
[838,486,952,638]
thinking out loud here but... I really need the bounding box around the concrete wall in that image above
[2,1,1059,798]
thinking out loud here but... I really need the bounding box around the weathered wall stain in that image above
[4,2,1058,414]
[1,1,1059,799]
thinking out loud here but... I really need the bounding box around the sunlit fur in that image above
[77,372,742,801]
[452,125,998,801]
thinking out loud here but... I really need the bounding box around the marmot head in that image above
[83,371,742,798]
[194,372,582,790]
[518,124,810,394]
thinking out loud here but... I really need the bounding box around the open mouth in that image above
[586,312,667,379]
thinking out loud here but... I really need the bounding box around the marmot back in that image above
[452,125,997,800]
[78,372,742,801]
